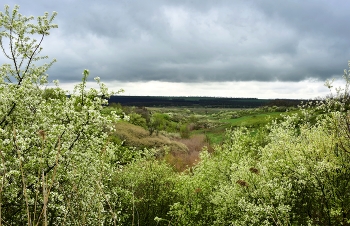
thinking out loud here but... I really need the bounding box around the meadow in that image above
[111,105,301,144]
[101,104,307,173]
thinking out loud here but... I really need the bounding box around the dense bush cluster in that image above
[1,5,350,225]
[0,5,122,224]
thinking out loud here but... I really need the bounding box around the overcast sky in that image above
[1,0,350,98]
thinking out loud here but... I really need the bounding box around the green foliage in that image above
[148,113,169,135]
[166,67,350,225]
[179,123,190,138]
[128,112,147,128]
[101,105,123,116]
[42,87,66,101]
[112,158,178,225]
[168,127,268,225]
[258,112,350,225]
[0,5,122,225]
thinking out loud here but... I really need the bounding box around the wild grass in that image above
[112,122,213,172]
[164,134,213,172]
[113,121,188,153]
[187,109,302,144]
[111,108,303,171]
[220,110,300,128]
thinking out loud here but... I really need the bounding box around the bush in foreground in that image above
[167,77,350,225]
[0,5,122,225]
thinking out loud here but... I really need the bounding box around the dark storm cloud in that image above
[2,0,350,83]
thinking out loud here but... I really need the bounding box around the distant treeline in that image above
[108,96,305,108]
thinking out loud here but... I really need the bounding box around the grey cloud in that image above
[2,0,350,84]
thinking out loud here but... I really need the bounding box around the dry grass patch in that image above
[112,122,188,153]
[112,122,213,172]
[164,134,213,172]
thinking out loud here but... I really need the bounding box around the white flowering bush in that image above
[0,5,123,225]
[168,69,350,225]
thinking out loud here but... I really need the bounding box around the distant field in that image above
[146,106,301,144]
[148,106,246,115]
[220,111,299,127]
[109,95,303,108]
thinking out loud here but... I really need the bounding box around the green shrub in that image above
[180,123,190,138]
[112,158,179,225]
[168,71,350,225]
[129,112,147,128]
